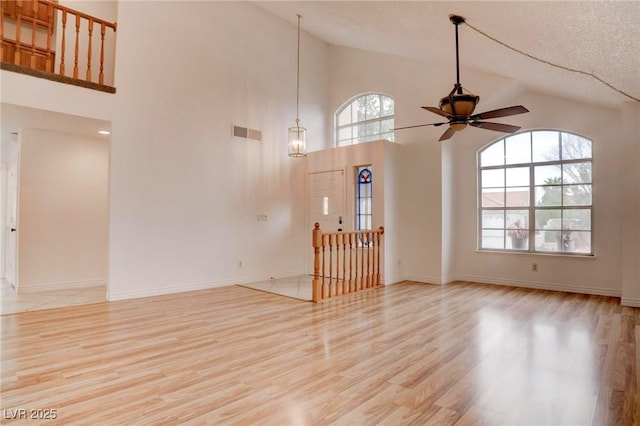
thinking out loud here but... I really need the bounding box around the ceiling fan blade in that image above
[470,121,522,134]
[422,106,452,118]
[393,122,447,131]
[439,127,456,141]
[470,105,529,121]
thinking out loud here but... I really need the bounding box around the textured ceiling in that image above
[255,1,640,108]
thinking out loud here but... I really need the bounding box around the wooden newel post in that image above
[312,222,322,302]
[376,226,384,286]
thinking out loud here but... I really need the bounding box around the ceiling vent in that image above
[232,124,262,142]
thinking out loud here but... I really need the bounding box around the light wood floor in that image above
[1,281,637,425]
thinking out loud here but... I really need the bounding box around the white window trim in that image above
[477,129,594,256]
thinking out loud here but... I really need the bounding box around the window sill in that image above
[476,249,596,259]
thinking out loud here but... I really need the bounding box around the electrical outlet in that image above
[531,263,538,272]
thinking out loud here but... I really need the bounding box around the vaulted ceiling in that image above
[255,1,640,108]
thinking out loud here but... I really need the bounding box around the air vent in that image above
[232,125,262,141]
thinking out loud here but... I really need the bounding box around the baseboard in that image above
[19,279,105,293]
[383,275,410,286]
[403,275,447,285]
[621,297,640,308]
[453,274,622,297]
[108,270,307,302]
[108,278,237,301]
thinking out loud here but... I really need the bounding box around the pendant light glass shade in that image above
[288,14,307,158]
[288,123,307,157]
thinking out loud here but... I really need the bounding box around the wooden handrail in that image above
[25,0,117,30]
[312,223,384,302]
[1,0,117,86]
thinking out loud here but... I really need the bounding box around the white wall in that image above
[451,92,623,296]
[107,1,329,300]
[621,102,640,306]
[18,128,108,291]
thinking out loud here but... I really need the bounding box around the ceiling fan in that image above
[395,15,529,141]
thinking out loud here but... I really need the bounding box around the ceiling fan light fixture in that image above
[449,121,468,131]
[439,93,480,116]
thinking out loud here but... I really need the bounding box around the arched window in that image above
[479,130,593,255]
[336,93,394,147]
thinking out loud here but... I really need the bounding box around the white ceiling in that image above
[255,1,640,108]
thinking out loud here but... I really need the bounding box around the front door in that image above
[308,170,345,273]
[309,169,345,232]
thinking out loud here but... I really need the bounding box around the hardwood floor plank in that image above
[1,281,637,425]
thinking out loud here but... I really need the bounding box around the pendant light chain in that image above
[288,13,307,157]
[296,14,301,125]
[464,20,640,103]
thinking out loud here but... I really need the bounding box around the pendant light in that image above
[288,14,306,157]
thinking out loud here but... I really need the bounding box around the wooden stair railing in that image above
[312,223,384,302]
[1,0,116,85]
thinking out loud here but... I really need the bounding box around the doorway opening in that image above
[1,104,110,315]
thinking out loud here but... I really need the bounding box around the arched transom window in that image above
[479,130,593,255]
[336,93,394,147]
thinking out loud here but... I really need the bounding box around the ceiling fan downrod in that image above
[450,14,466,94]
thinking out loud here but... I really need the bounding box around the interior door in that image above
[5,161,18,288]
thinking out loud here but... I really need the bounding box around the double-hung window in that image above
[479,130,593,255]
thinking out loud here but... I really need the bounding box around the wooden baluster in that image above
[312,223,322,303]
[348,233,353,293]
[0,1,4,62]
[321,235,326,300]
[73,13,80,78]
[376,226,384,285]
[333,234,340,295]
[30,1,36,68]
[365,231,370,288]
[60,10,66,75]
[342,233,347,294]
[86,18,93,81]
[374,230,378,285]
[329,234,334,297]
[336,234,344,294]
[99,22,105,84]
[370,231,375,287]
[372,231,377,286]
[15,14,21,65]
[46,3,53,72]
[356,232,362,291]
[360,232,365,289]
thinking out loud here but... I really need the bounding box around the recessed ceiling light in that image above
[98,130,110,135]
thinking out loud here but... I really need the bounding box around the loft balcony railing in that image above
[1,0,117,92]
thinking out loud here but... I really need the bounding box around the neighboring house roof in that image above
[482,190,529,208]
